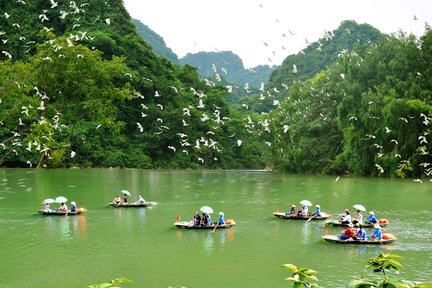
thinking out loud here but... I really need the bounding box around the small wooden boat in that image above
[322,234,396,245]
[273,211,330,220]
[108,201,157,208]
[174,220,236,229]
[325,219,389,227]
[38,208,87,216]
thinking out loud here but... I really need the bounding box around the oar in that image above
[306,214,316,222]
[212,222,219,232]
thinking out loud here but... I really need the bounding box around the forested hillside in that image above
[0,0,266,169]
[0,1,430,180]
[269,20,384,87]
[262,29,432,178]
[132,18,179,64]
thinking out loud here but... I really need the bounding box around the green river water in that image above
[0,169,430,288]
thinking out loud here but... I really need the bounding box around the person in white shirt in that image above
[136,195,145,204]
[340,209,352,224]
[57,202,68,212]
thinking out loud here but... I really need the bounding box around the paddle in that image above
[306,214,316,222]
[212,222,219,232]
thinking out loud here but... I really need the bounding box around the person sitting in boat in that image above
[206,213,211,225]
[372,223,383,240]
[112,195,121,205]
[70,201,77,212]
[193,212,201,226]
[218,212,225,225]
[289,204,297,216]
[355,224,367,240]
[44,202,51,212]
[122,194,128,204]
[201,213,208,226]
[352,210,363,225]
[366,211,378,224]
[57,202,68,212]
[340,209,352,224]
[298,205,308,217]
[340,223,355,240]
[136,195,145,204]
[311,204,321,217]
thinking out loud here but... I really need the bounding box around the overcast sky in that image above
[123,0,431,68]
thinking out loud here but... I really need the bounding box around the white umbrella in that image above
[299,200,312,207]
[353,204,366,212]
[55,196,68,203]
[42,198,55,204]
[121,190,131,197]
[200,206,214,214]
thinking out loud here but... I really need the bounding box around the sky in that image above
[123,0,432,68]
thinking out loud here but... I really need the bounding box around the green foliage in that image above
[281,263,321,288]
[349,253,432,288]
[87,278,132,288]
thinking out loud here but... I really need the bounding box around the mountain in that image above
[179,51,276,89]
[132,19,179,64]
[269,20,384,87]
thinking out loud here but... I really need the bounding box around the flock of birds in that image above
[0,1,431,182]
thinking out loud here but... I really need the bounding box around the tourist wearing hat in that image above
[311,204,321,217]
[371,223,383,240]
[366,211,378,225]
[340,223,355,240]
[340,209,352,224]
[289,204,297,216]
[218,212,225,225]
[70,201,77,212]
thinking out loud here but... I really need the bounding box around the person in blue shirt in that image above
[70,201,77,212]
[372,223,383,240]
[356,224,367,240]
[312,204,321,217]
[366,211,378,224]
[218,212,225,225]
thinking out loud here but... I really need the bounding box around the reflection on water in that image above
[175,228,235,256]
[43,215,87,242]
[202,232,215,255]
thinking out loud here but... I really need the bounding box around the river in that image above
[0,169,430,287]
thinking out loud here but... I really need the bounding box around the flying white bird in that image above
[375,164,384,174]
[136,122,143,132]
[50,0,58,8]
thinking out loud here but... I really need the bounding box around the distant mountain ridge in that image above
[132,19,275,89]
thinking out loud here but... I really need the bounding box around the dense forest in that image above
[0,1,431,180]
